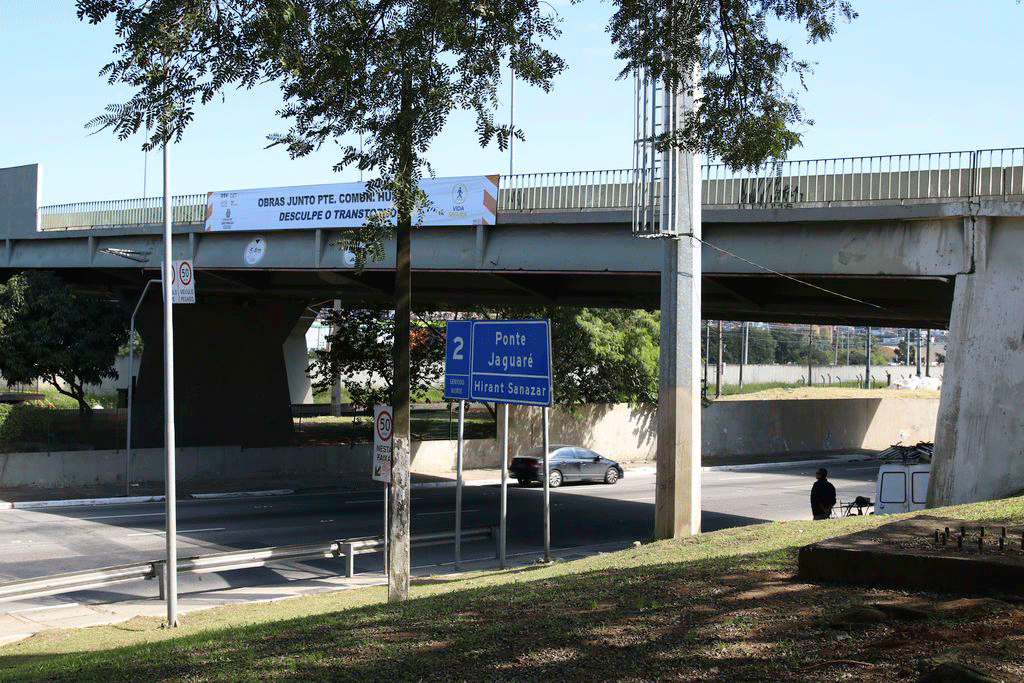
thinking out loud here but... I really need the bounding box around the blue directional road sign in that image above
[444,320,472,401]
[444,320,552,407]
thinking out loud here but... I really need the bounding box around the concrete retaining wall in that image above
[703,397,937,457]
[717,364,943,386]
[0,397,939,489]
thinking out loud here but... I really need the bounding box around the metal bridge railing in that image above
[701,149,1024,207]
[0,527,497,602]
[36,148,1024,230]
[39,193,207,231]
[499,169,635,212]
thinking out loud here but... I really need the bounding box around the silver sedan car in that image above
[509,445,624,488]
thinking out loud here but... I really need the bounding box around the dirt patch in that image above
[794,515,1024,681]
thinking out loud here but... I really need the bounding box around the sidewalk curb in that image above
[702,455,872,472]
[0,489,297,511]
[190,489,295,500]
[0,495,166,510]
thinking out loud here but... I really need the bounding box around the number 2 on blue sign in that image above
[451,336,464,360]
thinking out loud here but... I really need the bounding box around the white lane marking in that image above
[125,527,225,537]
[81,513,164,521]
[623,496,656,502]
[344,496,429,505]
[415,510,480,517]
[7,602,82,615]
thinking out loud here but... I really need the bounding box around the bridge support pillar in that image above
[656,236,703,538]
[133,298,307,448]
[930,216,1024,506]
[284,311,315,405]
[655,125,703,538]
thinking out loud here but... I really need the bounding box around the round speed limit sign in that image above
[375,408,393,443]
[178,261,193,286]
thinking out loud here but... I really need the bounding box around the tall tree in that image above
[309,307,445,411]
[550,308,660,405]
[0,271,129,428]
[78,0,567,602]
[608,0,856,168]
[78,0,854,593]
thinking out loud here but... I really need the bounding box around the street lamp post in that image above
[161,138,179,628]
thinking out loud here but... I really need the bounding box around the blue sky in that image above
[1,1,1021,205]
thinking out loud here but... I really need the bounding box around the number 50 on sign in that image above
[372,406,393,483]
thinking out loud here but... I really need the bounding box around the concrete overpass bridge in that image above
[2,147,1023,508]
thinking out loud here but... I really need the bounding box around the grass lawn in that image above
[2,495,1023,682]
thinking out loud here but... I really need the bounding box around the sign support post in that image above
[499,403,508,568]
[444,319,552,568]
[383,483,389,575]
[455,399,465,569]
[542,406,551,563]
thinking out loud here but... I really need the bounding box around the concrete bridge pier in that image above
[284,311,316,406]
[930,215,1024,505]
[132,297,308,448]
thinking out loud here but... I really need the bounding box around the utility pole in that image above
[738,322,748,388]
[915,329,922,377]
[807,325,813,386]
[715,320,723,398]
[703,320,710,395]
[161,128,178,628]
[864,327,872,389]
[925,328,932,377]
[651,65,702,540]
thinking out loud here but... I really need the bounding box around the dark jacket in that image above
[811,479,836,519]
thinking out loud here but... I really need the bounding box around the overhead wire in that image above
[688,233,896,316]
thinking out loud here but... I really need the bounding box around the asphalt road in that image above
[0,460,878,613]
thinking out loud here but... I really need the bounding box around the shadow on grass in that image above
[8,502,1024,682]
[0,549,873,683]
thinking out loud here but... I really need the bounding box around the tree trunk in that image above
[388,66,414,603]
[76,395,94,441]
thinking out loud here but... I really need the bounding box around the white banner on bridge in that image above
[205,176,498,232]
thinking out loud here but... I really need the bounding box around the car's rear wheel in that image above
[604,467,620,484]
[548,469,563,488]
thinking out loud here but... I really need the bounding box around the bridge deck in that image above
[5,148,1024,327]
